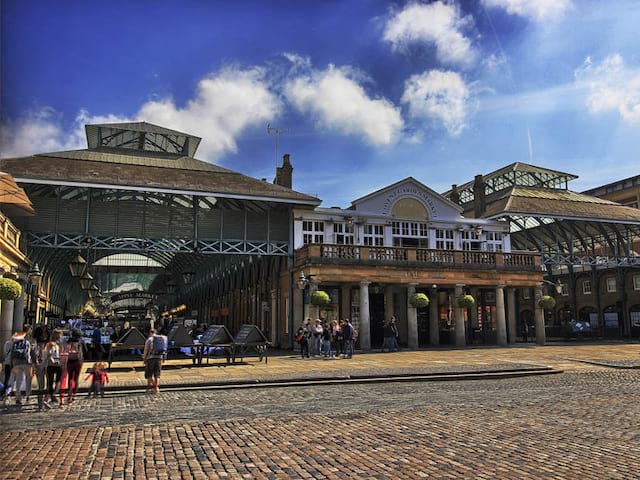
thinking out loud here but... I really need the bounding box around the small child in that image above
[85,362,109,398]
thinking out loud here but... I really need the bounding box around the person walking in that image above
[32,325,49,411]
[143,328,167,393]
[342,319,354,359]
[295,323,310,359]
[44,329,64,408]
[62,329,85,404]
[390,316,400,352]
[3,326,33,407]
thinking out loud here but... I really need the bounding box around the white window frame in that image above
[333,222,355,245]
[302,220,324,245]
[582,279,592,295]
[461,230,482,251]
[634,274,640,291]
[484,231,504,252]
[522,288,531,300]
[363,224,384,246]
[435,229,454,250]
[606,277,617,293]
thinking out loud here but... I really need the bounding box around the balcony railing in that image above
[296,244,540,270]
[0,211,22,253]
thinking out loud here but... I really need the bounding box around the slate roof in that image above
[1,148,320,206]
[482,186,640,223]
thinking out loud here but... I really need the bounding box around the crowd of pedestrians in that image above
[1,323,95,410]
[295,318,357,359]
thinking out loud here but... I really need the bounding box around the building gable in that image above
[350,177,463,221]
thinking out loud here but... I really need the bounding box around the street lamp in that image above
[542,279,563,294]
[79,271,94,290]
[26,263,43,323]
[182,271,195,286]
[296,271,315,290]
[68,253,87,277]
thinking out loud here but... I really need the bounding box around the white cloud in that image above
[575,54,640,123]
[383,1,476,67]
[482,0,573,22]
[137,66,281,159]
[285,64,403,145]
[401,70,470,136]
[1,66,280,161]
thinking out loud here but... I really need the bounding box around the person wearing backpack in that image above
[43,329,64,408]
[5,326,33,407]
[62,329,85,404]
[143,328,167,393]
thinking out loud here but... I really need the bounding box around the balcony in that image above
[295,244,540,271]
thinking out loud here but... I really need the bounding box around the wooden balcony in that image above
[295,244,540,271]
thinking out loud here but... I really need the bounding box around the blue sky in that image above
[1,0,639,207]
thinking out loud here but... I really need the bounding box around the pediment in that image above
[350,177,463,221]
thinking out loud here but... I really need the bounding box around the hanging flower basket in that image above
[538,295,556,310]
[409,293,430,308]
[310,290,331,306]
[456,294,475,308]
[0,277,22,301]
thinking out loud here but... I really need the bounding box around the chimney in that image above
[473,175,486,217]
[450,184,460,205]
[274,153,293,189]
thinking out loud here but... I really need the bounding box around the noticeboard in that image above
[234,324,268,345]
[167,324,194,347]
[200,325,234,345]
[117,327,146,346]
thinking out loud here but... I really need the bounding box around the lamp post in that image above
[26,263,42,324]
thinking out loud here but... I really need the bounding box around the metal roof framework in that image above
[2,122,317,315]
[445,163,640,272]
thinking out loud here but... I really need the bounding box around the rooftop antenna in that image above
[267,123,288,171]
[527,127,533,164]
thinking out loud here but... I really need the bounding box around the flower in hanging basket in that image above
[456,294,475,308]
[310,290,331,306]
[538,295,556,310]
[409,292,430,308]
[0,277,22,301]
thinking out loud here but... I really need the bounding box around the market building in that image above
[444,165,640,341]
[2,121,639,351]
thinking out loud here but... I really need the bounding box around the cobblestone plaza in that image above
[1,344,639,479]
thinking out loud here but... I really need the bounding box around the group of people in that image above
[382,316,400,352]
[0,322,170,408]
[296,318,357,359]
[1,324,109,410]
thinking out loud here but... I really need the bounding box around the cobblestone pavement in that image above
[1,366,639,479]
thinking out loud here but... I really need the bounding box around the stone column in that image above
[534,285,546,345]
[1,300,15,355]
[308,278,319,321]
[341,285,351,320]
[293,284,304,334]
[384,285,394,323]
[13,284,26,331]
[454,284,466,347]
[359,281,371,352]
[495,285,507,346]
[429,285,439,346]
[507,287,517,344]
[407,283,418,349]
[13,286,29,332]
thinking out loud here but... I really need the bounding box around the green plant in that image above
[538,295,556,310]
[0,277,22,301]
[409,292,430,308]
[456,294,475,308]
[310,290,331,306]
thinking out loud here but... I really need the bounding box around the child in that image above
[85,362,109,398]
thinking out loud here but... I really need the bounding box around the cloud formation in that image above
[137,67,281,159]
[285,64,403,146]
[383,1,476,66]
[482,0,572,22]
[1,67,280,161]
[401,70,470,136]
[575,54,640,123]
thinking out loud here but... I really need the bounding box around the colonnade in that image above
[295,280,546,352]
